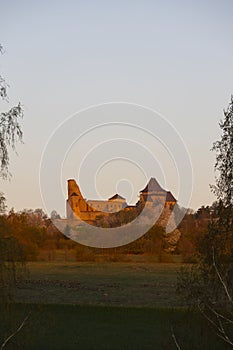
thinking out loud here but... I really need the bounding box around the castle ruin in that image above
[66,177,177,224]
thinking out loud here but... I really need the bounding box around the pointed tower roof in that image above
[108,194,126,201]
[166,191,177,202]
[140,177,165,193]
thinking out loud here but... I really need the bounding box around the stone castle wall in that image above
[66,178,176,223]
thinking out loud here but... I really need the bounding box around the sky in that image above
[1,0,233,216]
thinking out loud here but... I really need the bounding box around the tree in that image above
[204,96,233,271]
[0,44,23,179]
[177,96,233,348]
[0,45,26,348]
[0,43,24,299]
[0,192,6,214]
[211,95,233,206]
[50,210,61,220]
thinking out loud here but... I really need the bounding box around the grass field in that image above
[1,304,231,350]
[15,262,185,307]
[1,262,231,349]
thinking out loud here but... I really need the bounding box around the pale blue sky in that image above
[1,0,233,216]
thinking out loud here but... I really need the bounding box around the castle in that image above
[66,177,177,224]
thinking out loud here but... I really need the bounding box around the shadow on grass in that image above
[0,303,232,350]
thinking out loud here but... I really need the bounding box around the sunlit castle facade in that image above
[66,178,177,224]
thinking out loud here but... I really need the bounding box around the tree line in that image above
[0,203,219,262]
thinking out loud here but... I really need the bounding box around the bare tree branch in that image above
[212,247,233,304]
[0,311,31,350]
[198,302,233,347]
[206,304,233,326]
[171,325,182,350]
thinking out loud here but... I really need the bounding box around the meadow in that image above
[15,262,184,307]
[1,262,231,349]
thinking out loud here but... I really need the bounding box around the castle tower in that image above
[67,179,83,198]
[66,179,88,219]
[139,177,176,208]
[140,177,166,205]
